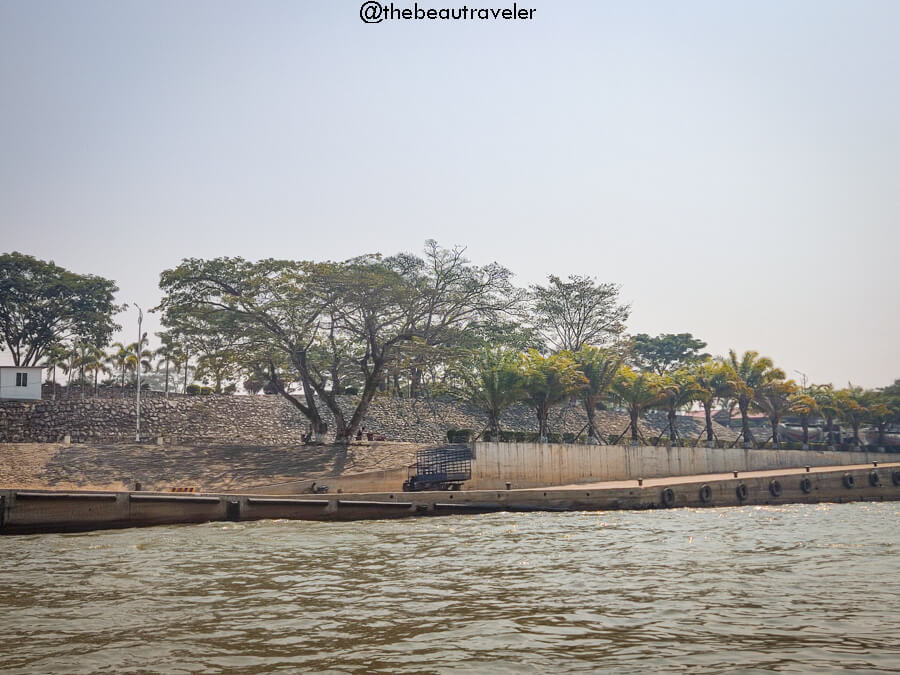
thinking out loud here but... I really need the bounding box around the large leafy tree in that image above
[0,252,121,366]
[157,244,519,443]
[631,333,709,375]
[519,349,587,442]
[530,274,629,352]
[610,367,666,445]
[723,350,786,448]
[573,345,623,444]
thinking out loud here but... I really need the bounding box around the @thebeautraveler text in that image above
[360,3,537,23]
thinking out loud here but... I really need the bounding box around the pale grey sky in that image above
[1,0,898,388]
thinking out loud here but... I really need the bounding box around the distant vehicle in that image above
[402,445,473,492]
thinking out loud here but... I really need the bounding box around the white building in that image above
[0,366,43,400]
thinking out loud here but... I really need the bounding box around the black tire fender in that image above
[699,484,712,504]
[661,487,676,508]
[769,480,782,497]
[869,471,881,487]
[842,473,855,489]
[892,470,900,487]
[800,477,812,494]
[736,483,748,501]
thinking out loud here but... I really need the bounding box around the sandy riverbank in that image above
[0,441,425,492]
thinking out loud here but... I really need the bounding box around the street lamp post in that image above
[136,304,142,442]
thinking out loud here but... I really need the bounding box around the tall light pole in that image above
[794,369,808,390]
[136,304,142,442]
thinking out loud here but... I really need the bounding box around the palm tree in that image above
[125,333,153,388]
[520,349,587,442]
[154,333,178,398]
[610,367,666,445]
[789,390,820,449]
[573,345,623,444]
[73,342,105,399]
[460,348,523,439]
[106,342,130,396]
[690,359,730,447]
[43,343,68,400]
[812,384,841,448]
[836,386,866,447]
[724,350,786,448]
[85,354,111,397]
[863,391,893,450]
[659,369,700,446]
[754,380,797,448]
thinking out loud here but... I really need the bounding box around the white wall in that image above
[0,367,42,400]
[470,441,900,489]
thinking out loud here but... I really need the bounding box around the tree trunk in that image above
[164,359,170,399]
[825,415,836,448]
[584,396,601,445]
[740,399,753,448]
[771,418,779,449]
[52,367,57,400]
[630,409,640,445]
[704,402,714,447]
[668,409,678,445]
[801,419,810,449]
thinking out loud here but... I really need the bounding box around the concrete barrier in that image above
[3,463,900,534]
[469,442,900,489]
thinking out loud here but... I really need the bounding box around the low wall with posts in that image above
[468,442,900,489]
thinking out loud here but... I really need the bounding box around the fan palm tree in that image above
[460,348,524,438]
[610,367,666,445]
[812,384,841,448]
[754,379,797,448]
[690,359,730,447]
[863,391,893,450]
[789,390,820,449]
[573,345,623,444]
[724,350,786,448]
[836,386,866,447]
[520,349,587,442]
[659,369,701,446]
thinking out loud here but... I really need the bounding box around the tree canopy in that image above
[530,274,629,352]
[630,333,709,375]
[0,252,121,366]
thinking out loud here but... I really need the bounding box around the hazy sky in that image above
[1,0,898,388]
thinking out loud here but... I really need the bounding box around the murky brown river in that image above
[2,502,899,673]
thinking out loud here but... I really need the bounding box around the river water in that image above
[2,502,899,673]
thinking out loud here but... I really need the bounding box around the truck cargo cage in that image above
[403,445,473,492]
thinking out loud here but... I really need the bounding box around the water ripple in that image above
[2,502,900,673]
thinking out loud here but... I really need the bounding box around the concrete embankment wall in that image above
[5,464,900,535]
[244,468,409,495]
[469,442,900,489]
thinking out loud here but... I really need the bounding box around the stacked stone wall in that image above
[0,394,737,445]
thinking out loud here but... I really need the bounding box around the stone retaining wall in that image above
[0,394,737,445]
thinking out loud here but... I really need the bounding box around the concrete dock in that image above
[3,462,899,535]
